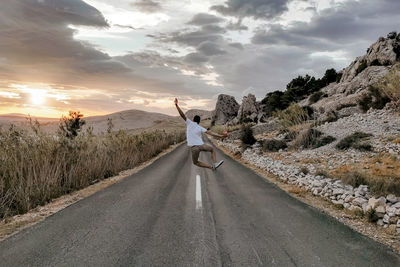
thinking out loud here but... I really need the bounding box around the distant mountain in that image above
[0,110,185,134]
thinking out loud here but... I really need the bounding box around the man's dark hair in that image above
[193,115,201,124]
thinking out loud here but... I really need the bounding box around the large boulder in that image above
[211,94,240,125]
[236,94,260,123]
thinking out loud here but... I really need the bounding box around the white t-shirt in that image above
[186,119,207,146]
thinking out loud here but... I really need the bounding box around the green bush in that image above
[313,135,336,148]
[241,124,256,145]
[356,60,368,75]
[262,139,287,152]
[366,209,379,223]
[309,91,324,104]
[359,86,391,112]
[336,132,373,151]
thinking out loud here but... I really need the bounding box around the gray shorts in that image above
[190,145,213,164]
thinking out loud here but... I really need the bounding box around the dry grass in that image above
[274,103,310,130]
[331,156,400,196]
[378,63,400,108]
[0,124,185,218]
[210,124,242,135]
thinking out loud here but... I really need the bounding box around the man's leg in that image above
[195,161,213,169]
[192,146,212,169]
[200,145,216,165]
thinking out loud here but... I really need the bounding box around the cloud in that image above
[130,0,162,13]
[211,0,290,20]
[197,41,227,56]
[187,13,225,25]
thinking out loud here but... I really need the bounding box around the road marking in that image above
[196,175,202,210]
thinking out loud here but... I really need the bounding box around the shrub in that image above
[356,60,368,75]
[339,171,368,188]
[336,132,372,150]
[309,91,324,104]
[0,124,185,218]
[292,127,323,149]
[58,111,86,139]
[315,169,330,178]
[300,166,309,175]
[378,63,400,107]
[262,139,287,152]
[241,124,256,145]
[368,177,400,196]
[370,59,382,66]
[366,209,379,223]
[359,86,391,112]
[274,103,310,130]
[313,135,336,148]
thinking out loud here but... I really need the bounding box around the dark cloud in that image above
[197,41,227,56]
[229,42,244,50]
[187,13,225,25]
[153,26,225,47]
[252,0,400,49]
[183,53,210,64]
[130,0,162,13]
[211,0,290,20]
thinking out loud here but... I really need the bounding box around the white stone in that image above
[386,194,397,203]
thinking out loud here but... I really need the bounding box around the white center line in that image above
[196,175,202,210]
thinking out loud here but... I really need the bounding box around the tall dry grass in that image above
[0,123,185,218]
[379,63,400,109]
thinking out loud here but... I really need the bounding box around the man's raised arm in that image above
[174,98,186,121]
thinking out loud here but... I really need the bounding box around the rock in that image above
[392,202,400,209]
[211,94,240,125]
[386,194,398,203]
[352,197,368,207]
[377,219,384,226]
[367,197,386,210]
[341,36,399,83]
[383,214,390,224]
[236,94,260,123]
[375,205,386,218]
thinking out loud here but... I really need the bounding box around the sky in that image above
[0,0,399,117]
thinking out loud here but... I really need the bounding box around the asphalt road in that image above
[1,140,400,266]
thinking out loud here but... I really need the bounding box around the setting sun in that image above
[31,89,47,105]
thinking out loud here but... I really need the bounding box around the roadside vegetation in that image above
[0,113,185,218]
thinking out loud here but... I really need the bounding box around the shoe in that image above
[214,160,224,170]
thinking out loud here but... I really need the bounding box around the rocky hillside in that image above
[211,32,400,126]
[211,32,400,235]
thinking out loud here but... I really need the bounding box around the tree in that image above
[58,111,86,139]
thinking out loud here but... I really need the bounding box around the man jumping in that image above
[174,98,226,170]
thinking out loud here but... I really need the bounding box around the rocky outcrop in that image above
[236,94,260,123]
[310,33,400,120]
[341,33,400,83]
[211,94,240,125]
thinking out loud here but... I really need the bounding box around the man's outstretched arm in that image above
[174,98,186,121]
[205,130,227,139]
